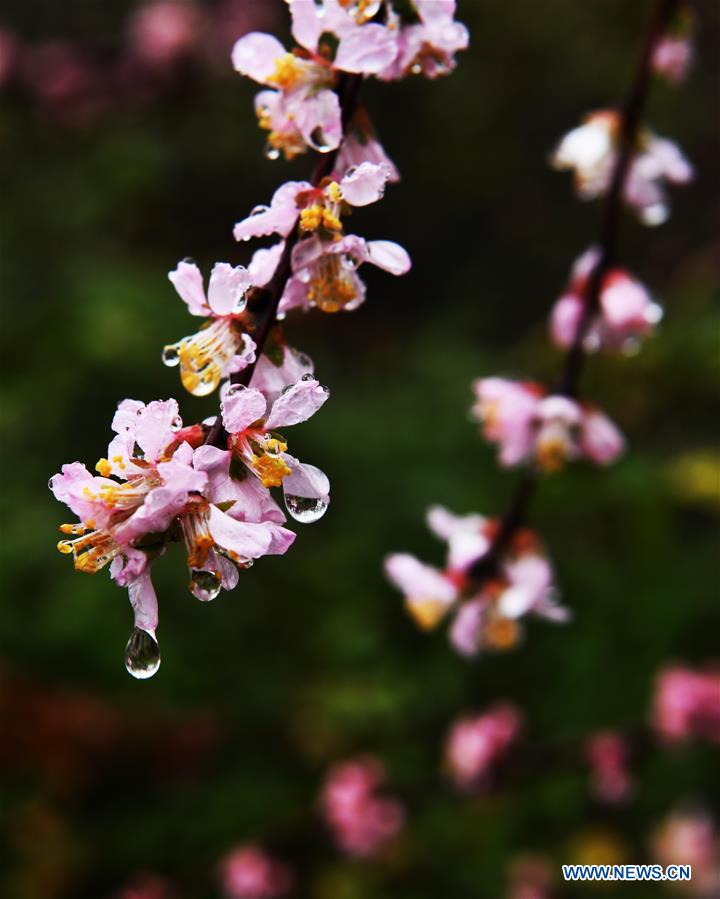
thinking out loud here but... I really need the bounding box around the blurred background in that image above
[1,1,718,897]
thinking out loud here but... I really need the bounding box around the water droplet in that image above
[250,204,270,217]
[264,143,281,161]
[232,294,248,314]
[301,372,315,382]
[162,344,180,367]
[345,165,358,177]
[310,127,332,153]
[285,494,329,523]
[48,478,54,489]
[225,382,248,399]
[411,63,422,75]
[171,415,183,431]
[124,627,161,679]
[276,311,286,321]
[341,253,359,271]
[190,569,222,602]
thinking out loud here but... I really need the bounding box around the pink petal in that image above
[580,409,625,464]
[282,458,330,502]
[263,522,297,555]
[294,88,342,152]
[249,241,284,288]
[549,294,583,348]
[135,399,181,462]
[206,263,252,316]
[366,240,411,274]
[335,24,398,74]
[340,161,389,206]
[449,599,484,657]
[288,0,323,52]
[233,181,310,242]
[265,378,329,429]
[384,553,456,603]
[208,506,273,559]
[127,567,159,632]
[221,385,268,433]
[168,260,209,316]
[231,32,286,84]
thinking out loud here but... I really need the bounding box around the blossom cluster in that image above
[386,507,568,656]
[384,10,693,658]
[319,756,405,857]
[652,665,720,744]
[444,703,522,790]
[49,0,468,677]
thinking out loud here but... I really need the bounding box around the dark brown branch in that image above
[470,0,680,582]
[204,72,363,448]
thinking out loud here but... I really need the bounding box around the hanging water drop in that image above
[162,344,181,367]
[190,569,222,602]
[264,143,281,161]
[285,494,329,524]
[310,127,332,153]
[124,627,161,679]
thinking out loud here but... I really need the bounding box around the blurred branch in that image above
[470,0,681,580]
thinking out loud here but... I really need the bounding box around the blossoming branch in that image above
[49,0,469,678]
[385,0,694,657]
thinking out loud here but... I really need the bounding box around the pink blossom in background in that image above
[0,28,20,87]
[652,665,720,744]
[585,731,633,803]
[126,1,207,68]
[379,0,469,80]
[549,246,662,353]
[471,378,625,472]
[20,40,107,125]
[385,508,569,657]
[444,703,522,790]
[651,35,693,84]
[320,756,404,857]
[550,110,693,226]
[651,809,720,896]
[219,844,292,899]
[506,855,555,899]
[114,873,175,899]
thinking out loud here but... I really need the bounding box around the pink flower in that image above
[320,756,404,858]
[385,507,569,657]
[651,809,720,896]
[233,163,392,242]
[50,398,295,676]
[652,665,720,744]
[550,247,662,353]
[444,703,522,790]
[585,731,633,804]
[162,260,256,396]
[471,378,625,471]
[380,0,469,80]
[334,109,400,182]
[232,3,397,158]
[550,110,693,225]
[219,373,331,522]
[219,844,292,899]
[652,35,693,84]
[127,1,206,68]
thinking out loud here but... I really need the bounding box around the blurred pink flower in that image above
[320,756,404,857]
[652,665,720,744]
[507,854,555,899]
[127,1,206,68]
[219,844,292,899]
[471,378,625,471]
[550,110,693,226]
[114,873,175,899]
[445,703,522,790]
[0,28,21,87]
[652,35,693,84]
[549,247,662,353]
[651,809,720,895]
[585,731,633,804]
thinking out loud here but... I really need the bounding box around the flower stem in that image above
[470,0,680,581]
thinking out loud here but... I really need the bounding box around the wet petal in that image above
[169,260,209,316]
[231,32,287,83]
[206,263,252,316]
[265,378,329,429]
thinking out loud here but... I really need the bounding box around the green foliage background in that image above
[0,1,718,896]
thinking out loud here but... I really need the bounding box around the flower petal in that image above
[206,263,252,316]
[208,506,273,559]
[169,260,209,316]
[366,240,411,274]
[265,378,329,429]
[340,161,389,206]
[335,24,398,74]
[221,385,267,433]
[231,32,287,84]
[135,399,181,463]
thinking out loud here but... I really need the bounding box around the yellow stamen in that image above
[251,454,292,489]
[307,254,359,313]
[269,53,305,90]
[406,597,447,631]
[299,205,325,232]
[484,615,520,650]
[326,181,343,203]
[95,458,112,477]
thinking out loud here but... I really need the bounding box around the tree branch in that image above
[469,0,680,581]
